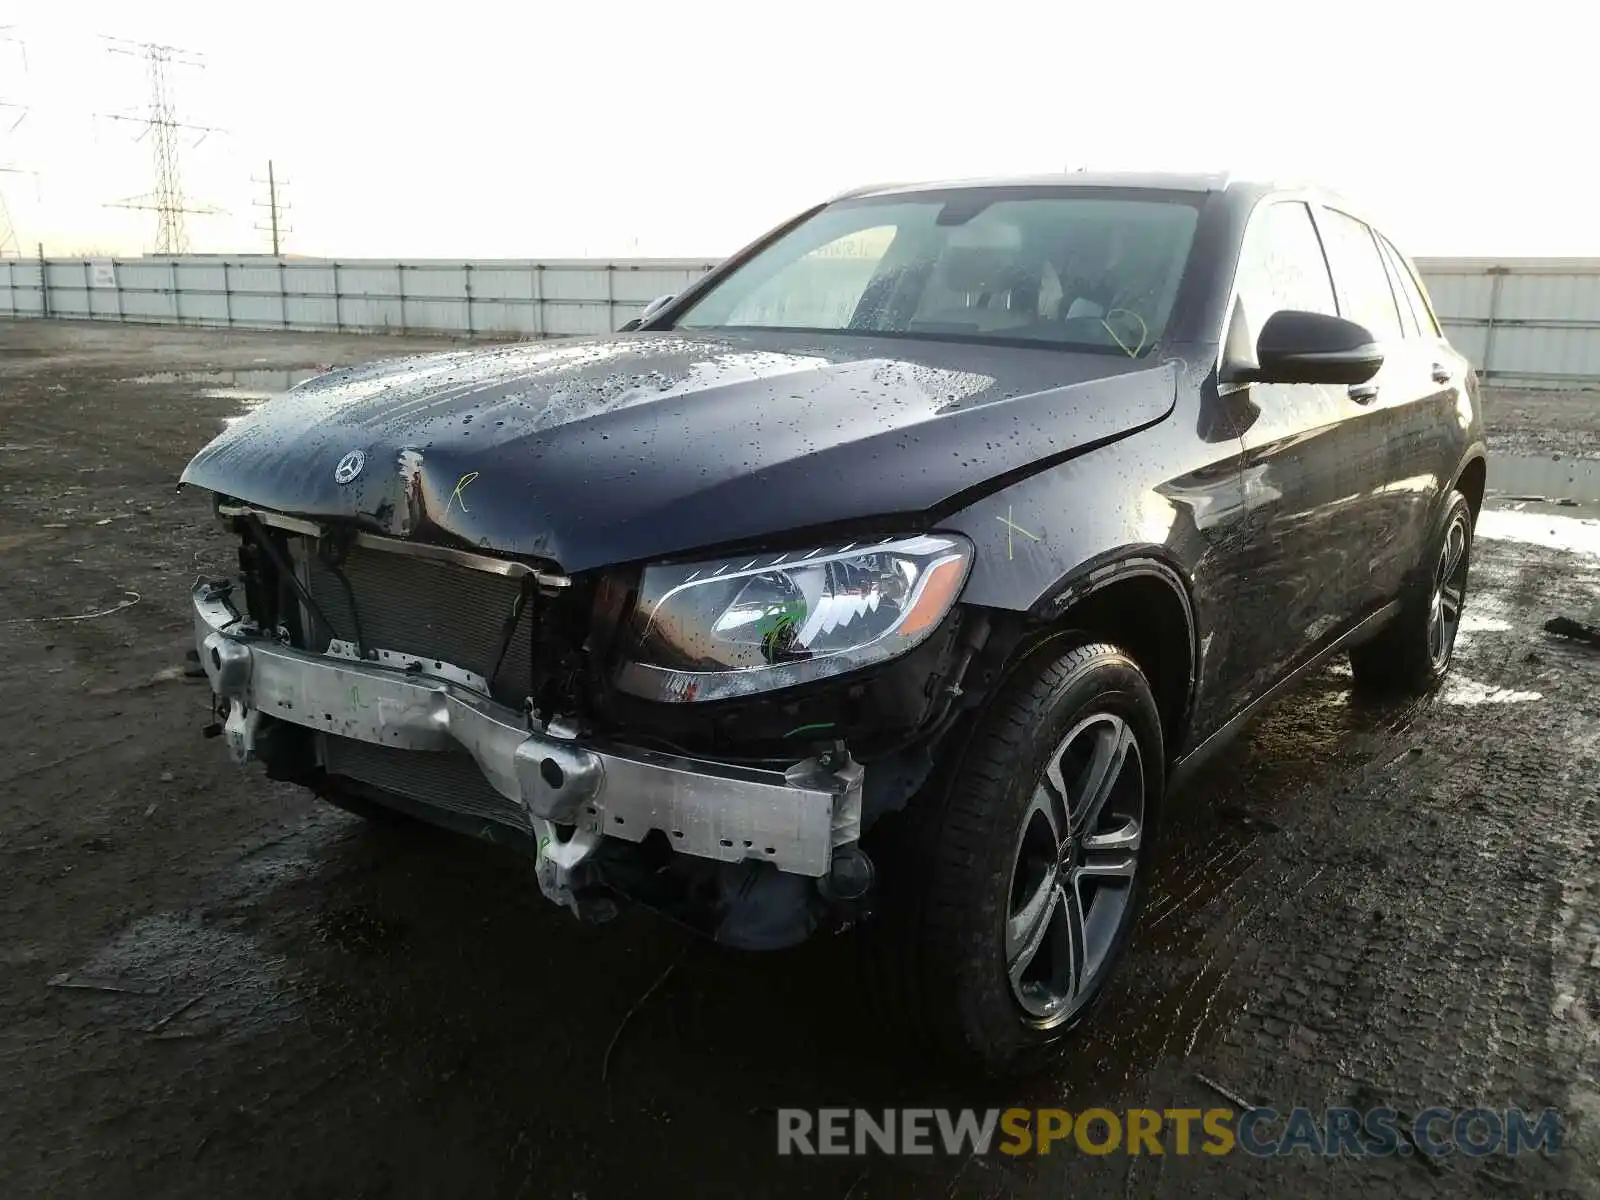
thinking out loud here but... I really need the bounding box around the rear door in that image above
[1374,227,1473,543]
[1314,208,1450,607]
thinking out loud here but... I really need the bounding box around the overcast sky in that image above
[2,0,1594,259]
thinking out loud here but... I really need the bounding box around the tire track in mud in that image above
[1174,529,1600,1197]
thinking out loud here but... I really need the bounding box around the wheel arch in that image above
[1453,453,1488,523]
[978,554,1197,760]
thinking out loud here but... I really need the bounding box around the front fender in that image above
[942,434,1234,616]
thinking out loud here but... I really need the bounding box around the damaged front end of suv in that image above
[186,421,993,950]
[177,174,1487,1076]
[181,176,1284,1076]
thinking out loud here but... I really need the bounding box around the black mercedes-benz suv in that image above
[181,171,1484,1075]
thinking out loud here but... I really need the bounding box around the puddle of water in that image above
[1441,673,1544,705]
[221,397,271,427]
[1477,509,1600,557]
[1489,453,1600,503]
[128,368,325,391]
[127,368,330,428]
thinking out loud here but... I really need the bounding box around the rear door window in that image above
[1376,234,1441,337]
[1376,242,1422,337]
[1316,209,1405,341]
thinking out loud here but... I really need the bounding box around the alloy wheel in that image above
[1005,712,1145,1022]
[1428,511,1471,670]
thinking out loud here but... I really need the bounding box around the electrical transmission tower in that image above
[0,166,44,258]
[98,36,225,254]
[251,159,291,255]
[0,112,25,259]
[0,182,19,258]
[0,28,30,258]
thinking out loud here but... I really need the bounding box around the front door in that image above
[1310,206,1440,612]
[1215,198,1397,716]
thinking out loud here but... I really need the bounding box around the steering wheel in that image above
[1100,307,1150,358]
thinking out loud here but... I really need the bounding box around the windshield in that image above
[673,189,1201,356]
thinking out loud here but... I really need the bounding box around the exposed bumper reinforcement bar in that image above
[192,582,862,899]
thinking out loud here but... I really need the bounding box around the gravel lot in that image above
[2,320,1597,1199]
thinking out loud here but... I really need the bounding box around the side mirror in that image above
[1223,309,1383,386]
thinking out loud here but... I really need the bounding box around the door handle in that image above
[1348,384,1379,405]
[1431,363,1452,384]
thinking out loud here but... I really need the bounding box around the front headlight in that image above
[615,533,973,702]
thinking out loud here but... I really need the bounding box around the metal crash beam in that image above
[192,583,861,878]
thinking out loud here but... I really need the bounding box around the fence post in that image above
[83,260,93,321]
[397,262,406,333]
[170,259,182,324]
[279,258,289,328]
[333,261,342,332]
[222,261,233,327]
[464,262,474,337]
[1482,266,1508,383]
[534,263,544,338]
[37,243,49,318]
[113,260,124,321]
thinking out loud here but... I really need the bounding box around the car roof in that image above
[830,171,1377,233]
[837,170,1238,198]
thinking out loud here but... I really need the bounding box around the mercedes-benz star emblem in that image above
[334,450,366,485]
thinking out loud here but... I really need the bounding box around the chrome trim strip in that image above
[350,531,571,588]
[217,503,323,537]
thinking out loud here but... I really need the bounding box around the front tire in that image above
[865,640,1163,1077]
[1350,491,1474,694]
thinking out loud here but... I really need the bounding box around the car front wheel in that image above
[865,640,1163,1077]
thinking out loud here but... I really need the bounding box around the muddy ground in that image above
[1483,387,1600,463]
[1,320,1597,1199]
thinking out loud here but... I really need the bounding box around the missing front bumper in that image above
[192,582,863,897]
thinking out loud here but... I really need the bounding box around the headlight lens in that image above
[615,533,973,702]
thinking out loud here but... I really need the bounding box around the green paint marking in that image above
[997,505,1041,560]
[783,722,836,739]
[446,470,480,514]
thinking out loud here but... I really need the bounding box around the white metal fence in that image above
[4,253,1600,387]
[1412,258,1600,387]
[0,256,718,340]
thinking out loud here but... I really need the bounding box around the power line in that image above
[97,36,227,254]
[0,24,27,71]
[251,159,291,255]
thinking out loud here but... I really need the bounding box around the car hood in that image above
[180,330,1176,572]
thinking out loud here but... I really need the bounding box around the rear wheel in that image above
[1350,491,1473,694]
[864,640,1163,1077]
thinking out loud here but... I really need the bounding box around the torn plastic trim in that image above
[215,502,573,591]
